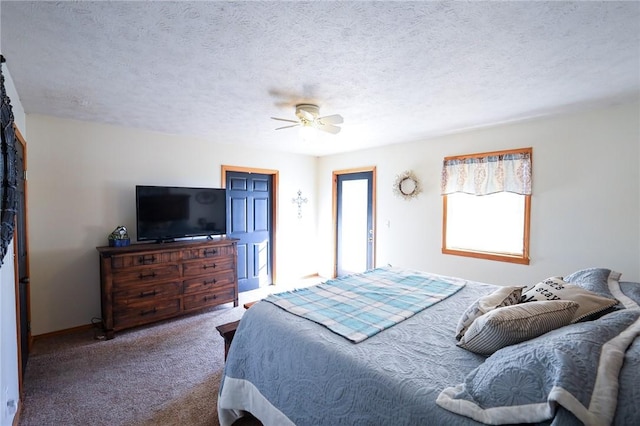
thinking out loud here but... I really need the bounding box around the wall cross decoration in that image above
[292,190,308,219]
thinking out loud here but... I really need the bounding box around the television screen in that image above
[136,185,227,242]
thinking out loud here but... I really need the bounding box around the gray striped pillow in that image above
[457,300,579,355]
[455,286,524,341]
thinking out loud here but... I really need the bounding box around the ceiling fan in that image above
[271,104,343,135]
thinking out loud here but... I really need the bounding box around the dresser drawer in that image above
[113,298,181,328]
[182,244,234,261]
[110,250,180,269]
[98,239,238,338]
[113,281,181,306]
[183,285,236,311]
[182,257,235,277]
[183,270,235,295]
[112,264,180,287]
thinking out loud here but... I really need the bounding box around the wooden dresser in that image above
[97,238,238,339]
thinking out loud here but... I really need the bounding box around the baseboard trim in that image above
[32,323,95,342]
[31,277,322,340]
[12,399,22,426]
[271,273,321,286]
[301,273,320,279]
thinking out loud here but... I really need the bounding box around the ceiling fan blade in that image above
[317,114,343,125]
[271,117,299,123]
[316,123,341,134]
[275,124,300,130]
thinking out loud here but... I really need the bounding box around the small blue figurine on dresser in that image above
[108,225,130,247]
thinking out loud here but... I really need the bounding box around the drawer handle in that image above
[204,279,217,286]
[139,272,157,280]
[204,249,218,257]
[140,308,157,316]
[139,289,157,298]
[203,263,217,270]
[138,255,156,264]
[204,295,217,302]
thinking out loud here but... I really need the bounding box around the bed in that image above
[218,266,640,425]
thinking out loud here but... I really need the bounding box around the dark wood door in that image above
[336,171,374,276]
[15,129,29,377]
[226,172,272,292]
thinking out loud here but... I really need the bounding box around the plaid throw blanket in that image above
[264,267,466,343]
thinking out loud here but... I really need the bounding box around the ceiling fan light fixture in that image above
[272,103,343,135]
[295,103,319,118]
[299,124,318,142]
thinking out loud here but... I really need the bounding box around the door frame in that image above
[332,166,376,278]
[221,165,279,285]
[13,125,30,394]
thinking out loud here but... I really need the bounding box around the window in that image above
[441,148,532,264]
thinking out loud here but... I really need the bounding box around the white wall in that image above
[26,115,319,335]
[21,101,640,336]
[318,102,640,286]
[0,67,23,425]
[0,241,17,426]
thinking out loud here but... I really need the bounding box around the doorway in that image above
[222,166,278,292]
[13,126,30,385]
[333,167,376,277]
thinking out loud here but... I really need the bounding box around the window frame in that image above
[441,147,532,265]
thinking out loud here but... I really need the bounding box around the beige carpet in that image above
[18,277,322,426]
[19,304,246,426]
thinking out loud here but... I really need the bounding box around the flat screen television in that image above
[136,185,227,242]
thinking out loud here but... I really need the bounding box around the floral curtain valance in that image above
[441,149,532,196]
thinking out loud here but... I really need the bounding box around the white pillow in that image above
[521,277,618,322]
[455,286,524,341]
[457,300,579,355]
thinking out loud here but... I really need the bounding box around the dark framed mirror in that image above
[0,57,18,266]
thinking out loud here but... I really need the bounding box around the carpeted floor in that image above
[19,304,246,426]
[18,277,322,426]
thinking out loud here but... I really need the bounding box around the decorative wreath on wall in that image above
[393,170,422,200]
[0,57,18,266]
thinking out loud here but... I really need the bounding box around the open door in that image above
[13,126,30,386]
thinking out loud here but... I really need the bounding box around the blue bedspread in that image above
[437,309,640,425]
[263,267,466,342]
[218,269,640,426]
[219,271,495,426]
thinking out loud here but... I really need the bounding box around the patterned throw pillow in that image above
[455,286,524,341]
[563,267,622,299]
[521,277,618,322]
[457,300,579,355]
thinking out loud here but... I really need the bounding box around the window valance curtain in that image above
[0,56,18,266]
[441,150,532,196]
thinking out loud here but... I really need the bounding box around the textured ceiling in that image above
[1,1,639,157]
